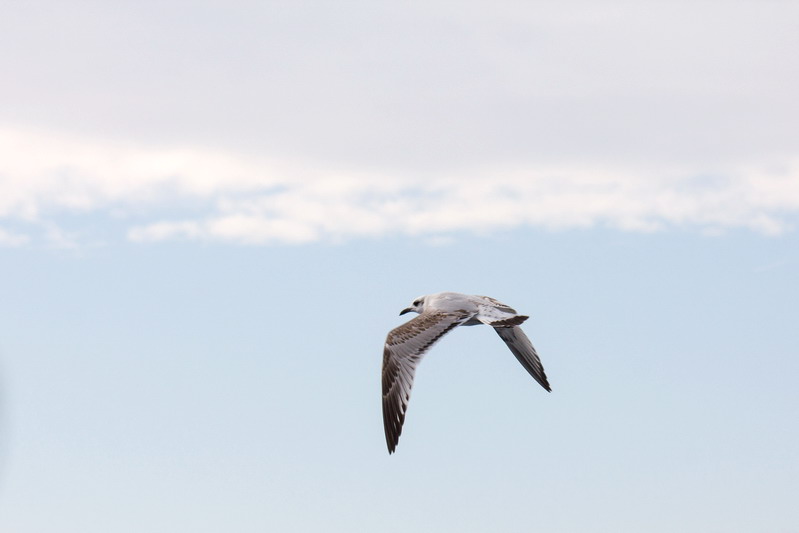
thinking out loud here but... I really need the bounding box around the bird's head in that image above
[400,295,426,316]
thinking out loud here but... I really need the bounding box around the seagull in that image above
[382,292,551,454]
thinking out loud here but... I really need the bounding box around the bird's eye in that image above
[413,300,421,306]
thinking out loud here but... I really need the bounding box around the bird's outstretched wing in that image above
[494,326,551,392]
[382,310,473,453]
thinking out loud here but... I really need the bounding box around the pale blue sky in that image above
[1,2,799,532]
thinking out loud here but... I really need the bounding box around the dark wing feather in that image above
[494,326,551,392]
[382,311,472,454]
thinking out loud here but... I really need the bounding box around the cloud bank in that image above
[2,3,797,246]
[2,127,797,247]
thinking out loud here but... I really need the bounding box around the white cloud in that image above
[0,227,29,247]
[2,2,797,173]
[2,126,798,246]
[2,3,797,246]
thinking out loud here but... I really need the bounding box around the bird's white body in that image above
[406,292,523,326]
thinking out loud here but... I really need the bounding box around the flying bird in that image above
[381,292,551,454]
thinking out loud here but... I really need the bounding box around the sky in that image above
[1,2,798,532]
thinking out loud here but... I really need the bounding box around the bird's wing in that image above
[494,326,551,392]
[382,310,473,453]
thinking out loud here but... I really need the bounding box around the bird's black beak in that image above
[399,307,412,315]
